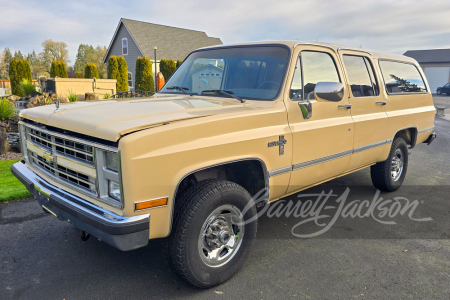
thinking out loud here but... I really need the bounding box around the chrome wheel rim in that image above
[198,204,245,267]
[391,148,404,181]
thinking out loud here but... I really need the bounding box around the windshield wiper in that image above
[166,86,190,95]
[201,90,245,103]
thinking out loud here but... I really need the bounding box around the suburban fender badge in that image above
[268,135,287,155]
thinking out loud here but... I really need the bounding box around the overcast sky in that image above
[1,0,450,65]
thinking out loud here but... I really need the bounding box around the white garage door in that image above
[424,67,450,93]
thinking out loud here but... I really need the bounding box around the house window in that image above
[128,72,133,88]
[122,38,128,55]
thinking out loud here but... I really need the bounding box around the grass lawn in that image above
[0,159,32,203]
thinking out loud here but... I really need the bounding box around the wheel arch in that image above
[168,158,269,234]
[391,127,418,149]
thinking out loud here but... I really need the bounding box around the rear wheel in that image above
[370,137,408,192]
[165,179,257,288]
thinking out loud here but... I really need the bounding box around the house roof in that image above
[104,18,222,63]
[403,49,450,63]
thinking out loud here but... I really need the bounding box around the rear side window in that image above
[343,55,379,97]
[379,60,427,94]
[302,51,340,99]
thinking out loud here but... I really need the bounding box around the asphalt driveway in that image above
[1,118,449,300]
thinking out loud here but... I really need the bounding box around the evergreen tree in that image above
[176,59,182,68]
[84,63,99,79]
[9,59,20,96]
[74,44,95,73]
[14,50,24,60]
[58,61,68,78]
[50,61,58,77]
[159,59,177,80]
[3,48,12,64]
[117,56,128,92]
[135,56,154,92]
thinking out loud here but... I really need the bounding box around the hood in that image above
[20,95,254,141]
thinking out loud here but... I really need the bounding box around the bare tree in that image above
[39,40,70,70]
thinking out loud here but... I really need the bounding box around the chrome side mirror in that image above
[314,82,344,102]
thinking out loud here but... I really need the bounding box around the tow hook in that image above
[81,230,91,241]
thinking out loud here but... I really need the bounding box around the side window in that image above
[444,83,450,88]
[122,38,128,55]
[379,60,427,93]
[343,55,379,97]
[302,51,340,99]
[289,57,302,100]
[128,72,132,88]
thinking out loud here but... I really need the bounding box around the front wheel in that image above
[437,90,442,95]
[165,179,257,288]
[370,137,408,192]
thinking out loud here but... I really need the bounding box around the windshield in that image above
[159,46,290,100]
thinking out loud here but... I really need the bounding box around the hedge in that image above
[135,56,154,92]
[160,59,176,80]
[117,56,128,92]
[176,59,182,68]
[9,58,32,96]
[84,63,99,79]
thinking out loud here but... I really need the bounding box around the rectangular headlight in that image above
[106,151,119,172]
[108,180,121,200]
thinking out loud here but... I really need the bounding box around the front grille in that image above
[31,152,95,192]
[20,120,123,208]
[30,128,94,164]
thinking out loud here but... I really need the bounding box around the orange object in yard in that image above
[156,72,165,91]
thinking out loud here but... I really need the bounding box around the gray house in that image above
[404,48,450,93]
[103,18,222,90]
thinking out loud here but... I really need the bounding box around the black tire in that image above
[437,90,442,95]
[164,179,257,288]
[370,137,408,192]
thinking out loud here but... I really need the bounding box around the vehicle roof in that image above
[197,40,417,64]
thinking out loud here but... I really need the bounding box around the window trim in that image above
[122,38,128,56]
[378,59,428,95]
[342,54,380,98]
[294,50,343,101]
[127,71,133,88]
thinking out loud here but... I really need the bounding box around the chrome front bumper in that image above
[11,161,150,251]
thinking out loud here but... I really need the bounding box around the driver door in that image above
[285,47,354,193]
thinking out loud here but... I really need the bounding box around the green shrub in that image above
[103,93,110,99]
[19,79,36,96]
[58,61,68,78]
[0,98,15,121]
[75,71,84,78]
[84,63,99,79]
[108,56,119,80]
[135,56,154,92]
[9,59,20,96]
[117,56,128,92]
[9,59,32,96]
[68,90,77,102]
[159,59,177,80]
[176,59,182,68]
[50,61,68,78]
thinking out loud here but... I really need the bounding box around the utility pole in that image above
[154,47,157,92]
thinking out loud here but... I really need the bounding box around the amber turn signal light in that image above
[135,197,168,211]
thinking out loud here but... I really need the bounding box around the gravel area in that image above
[0,152,23,161]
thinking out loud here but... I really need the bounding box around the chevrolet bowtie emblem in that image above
[42,151,56,163]
[268,135,287,155]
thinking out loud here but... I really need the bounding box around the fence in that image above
[0,79,39,96]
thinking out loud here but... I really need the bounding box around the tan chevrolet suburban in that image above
[11,41,436,288]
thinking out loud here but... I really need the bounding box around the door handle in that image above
[338,104,352,109]
[376,101,387,106]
